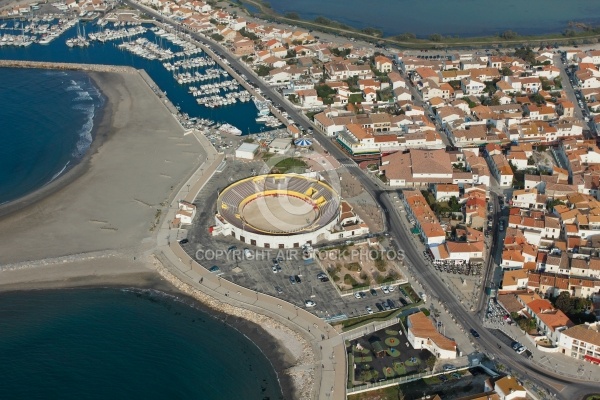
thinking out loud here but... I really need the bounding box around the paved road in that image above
[122,3,600,398]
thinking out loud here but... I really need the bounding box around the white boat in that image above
[218,123,242,136]
[253,96,270,116]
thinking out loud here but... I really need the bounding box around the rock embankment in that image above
[0,59,136,73]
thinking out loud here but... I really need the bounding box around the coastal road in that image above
[121,3,600,397]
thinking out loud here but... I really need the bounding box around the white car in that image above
[271,265,277,273]
[516,346,527,354]
[388,285,395,292]
[382,286,390,294]
[366,306,373,314]
[304,300,316,308]
[354,292,362,299]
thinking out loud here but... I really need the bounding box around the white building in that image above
[558,322,600,365]
[268,138,291,154]
[406,311,457,359]
[235,142,259,160]
[485,376,527,400]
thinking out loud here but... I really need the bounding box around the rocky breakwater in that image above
[0,59,136,73]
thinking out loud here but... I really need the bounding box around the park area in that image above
[321,242,404,291]
[347,323,435,387]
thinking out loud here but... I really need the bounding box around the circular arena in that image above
[215,174,341,248]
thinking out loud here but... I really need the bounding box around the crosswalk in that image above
[338,162,359,169]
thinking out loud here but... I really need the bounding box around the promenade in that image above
[152,128,348,399]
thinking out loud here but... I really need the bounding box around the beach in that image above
[0,68,308,399]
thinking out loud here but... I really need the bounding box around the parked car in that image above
[366,306,373,314]
[383,301,391,311]
[388,285,395,292]
[443,364,456,372]
[517,346,527,354]
[470,329,480,338]
[382,286,390,294]
[209,265,221,274]
[275,286,283,294]
[294,275,301,283]
[370,288,378,296]
[399,297,408,306]
[271,265,277,273]
[304,300,316,308]
[511,341,522,351]
[178,238,188,244]
[354,292,362,299]
[289,275,296,285]
[375,302,384,311]
[387,299,395,309]
[244,248,252,258]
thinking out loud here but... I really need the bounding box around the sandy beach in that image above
[0,67,309,399]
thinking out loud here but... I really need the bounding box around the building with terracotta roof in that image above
[484,376,527,400]
[524,298,574,343]
[488,154,514,187]
[501,269,529,291]
[406,311,457,359]
[558,322,600,365]
[380,149,456,188]
[402,189,446,246]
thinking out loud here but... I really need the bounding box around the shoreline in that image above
[0,257,296,399]
[238,0,600,49]
[0,64,312,399]
[0,68,113,218]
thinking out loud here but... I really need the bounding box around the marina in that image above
[0,14,282,139]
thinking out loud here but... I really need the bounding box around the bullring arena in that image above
[212,174,342,248]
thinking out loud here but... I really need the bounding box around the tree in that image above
[501,30,518,40]
[426,356,437,371]
[500,66,513,76]
[555,291,574,315]
[255,65,274,77]
[395,32,416,41]
[316,84,336,105]
[314,16,331,25]
[210,33,224,42]
[428,33,443,42]
[490,95,501,106]
[284,12,299,19]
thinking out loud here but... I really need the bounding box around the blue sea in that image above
[0,24,283,398]
[0,288,283,399]
[0,23,264,203]
[0,68,103,204]
[263,0,600,38]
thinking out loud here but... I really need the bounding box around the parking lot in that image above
[182,159,419,321]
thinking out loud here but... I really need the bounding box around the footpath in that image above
[152,127,348,400]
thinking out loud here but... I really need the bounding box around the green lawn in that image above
[348,385,401,400]
[393,361,406,375]
[271,158,307,173]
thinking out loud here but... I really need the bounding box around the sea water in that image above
[0,23,264,136]
[0,68,104,204]
[0,288,283,399]
[263,0,600,38]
